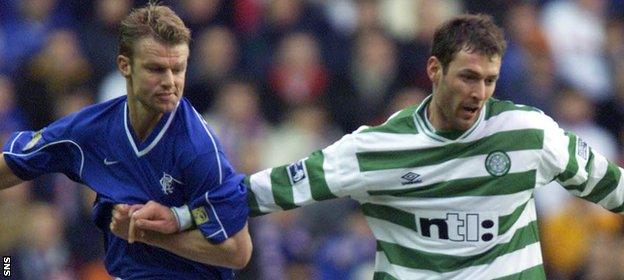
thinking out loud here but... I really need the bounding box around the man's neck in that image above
[128,100,163,142]
[426,96,451,132]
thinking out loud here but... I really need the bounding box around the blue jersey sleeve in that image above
[2,116,84,182]
[183,151,248,244]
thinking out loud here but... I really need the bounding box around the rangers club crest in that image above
[485,151,511,177]
[160,172,183,195]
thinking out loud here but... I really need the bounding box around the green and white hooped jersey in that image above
[246,96,624,280]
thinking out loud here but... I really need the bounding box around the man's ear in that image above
[426,56,442,84]
[117,55,132,78]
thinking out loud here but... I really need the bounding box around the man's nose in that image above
[471,80,487,100]
[161,69,174,88]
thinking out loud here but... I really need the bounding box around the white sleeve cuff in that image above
[170,205,192,231]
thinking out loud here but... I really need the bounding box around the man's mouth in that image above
[156,92,175,101]
[462,105,479,114]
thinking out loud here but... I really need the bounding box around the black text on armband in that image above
[3,256,10,277]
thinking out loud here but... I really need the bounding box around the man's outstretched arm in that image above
[110,202,252,269]
[121,133,365,233]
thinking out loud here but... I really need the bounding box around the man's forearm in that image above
[112,201,253,269]
[142,224,252,269]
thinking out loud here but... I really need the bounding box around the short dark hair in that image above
[431,14,506,73]
[118,3,191,59]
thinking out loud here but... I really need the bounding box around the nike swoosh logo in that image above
[104,158,119,165]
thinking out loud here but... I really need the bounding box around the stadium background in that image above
[1,0,624,279]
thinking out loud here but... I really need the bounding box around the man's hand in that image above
[110,201,180,245]
[110,204,144,243]
[133,201,180,234]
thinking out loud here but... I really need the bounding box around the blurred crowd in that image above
[1,0,624,279]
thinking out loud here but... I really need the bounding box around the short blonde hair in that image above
[118,3,191,60]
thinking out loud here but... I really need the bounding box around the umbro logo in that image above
[401,172,422,185]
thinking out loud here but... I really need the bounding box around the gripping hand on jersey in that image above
[111,202,178,244]
[110,200,180,242]
[110,204,146,243]
[131,201,180,234]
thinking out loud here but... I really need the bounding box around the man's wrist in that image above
[170,204,192,231]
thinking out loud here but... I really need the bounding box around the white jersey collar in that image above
[123,101,180,157]
[412,94,486,142]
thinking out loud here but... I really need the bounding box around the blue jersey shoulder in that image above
[175,98,222,157]
[49,96,127,143]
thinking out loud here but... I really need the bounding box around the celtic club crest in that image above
[485,151,511,177]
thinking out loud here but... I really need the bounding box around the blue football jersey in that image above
[2,96,249,279]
